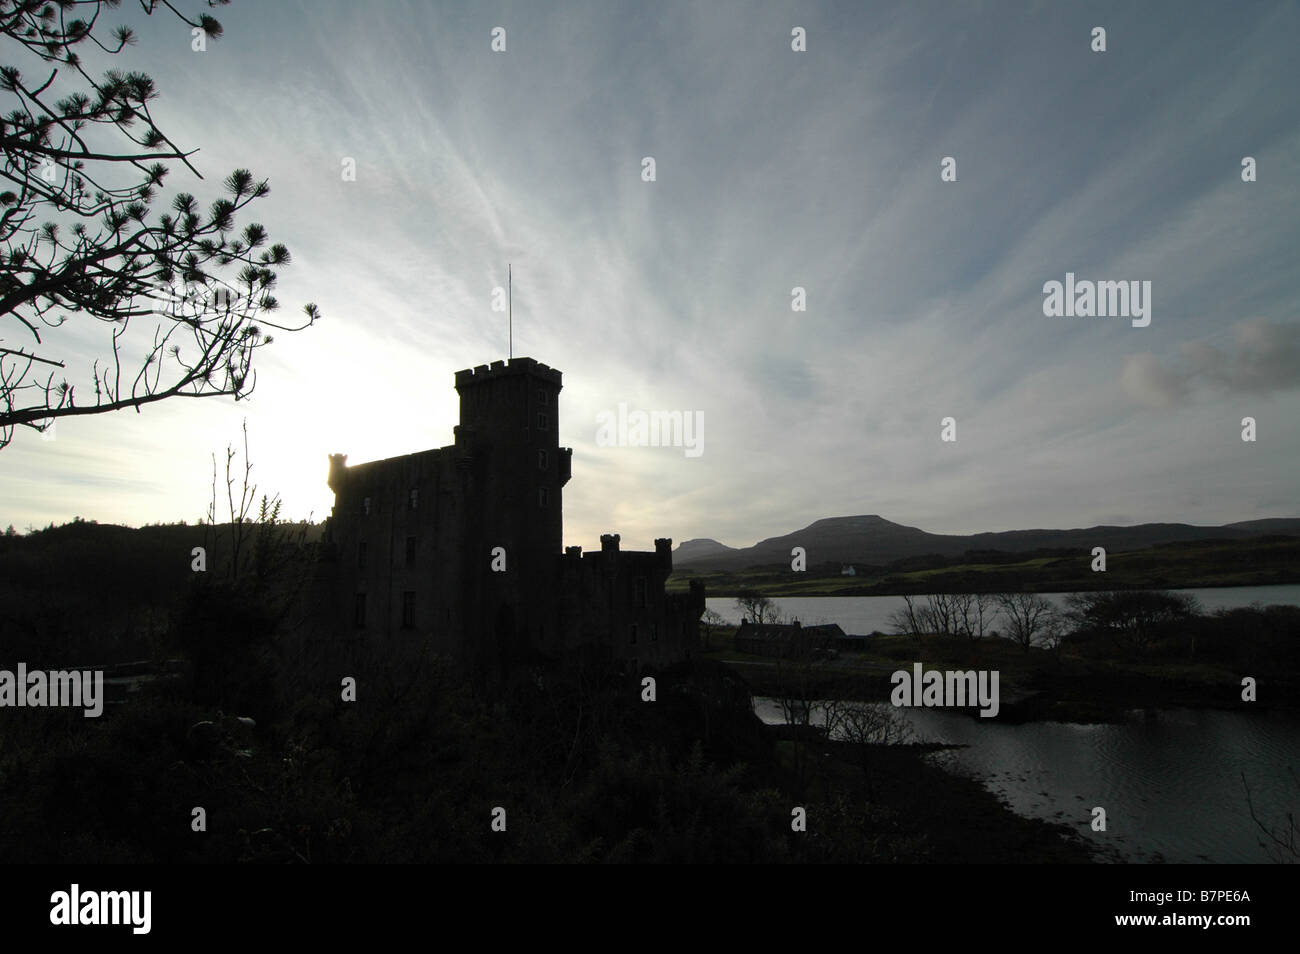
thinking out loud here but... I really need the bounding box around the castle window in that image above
[537,388,546,404]
[408,488,418,510]
[353,593,366,627]
[635,577,647,608]
[629,624,638,645]
[358,541,367,568]
[537,411,548,430]
[362,496,371,516]
[402,591,415,628]
[405,536,416,566]
[652,623,658,642]
[538,449,548,471]
[538,487,549,508]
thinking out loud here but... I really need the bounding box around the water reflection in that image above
[753,697,1298,863]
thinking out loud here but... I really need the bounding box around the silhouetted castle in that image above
[316,357,705,674]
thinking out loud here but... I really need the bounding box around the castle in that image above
[316,357,705,675]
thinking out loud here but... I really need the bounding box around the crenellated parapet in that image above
[454,356,562,390]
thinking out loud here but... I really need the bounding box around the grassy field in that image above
[668,534,1300,597]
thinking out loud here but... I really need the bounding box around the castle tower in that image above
[453,357,572,672]
[316,355,703,677]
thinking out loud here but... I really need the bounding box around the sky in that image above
[2,0,1297,551]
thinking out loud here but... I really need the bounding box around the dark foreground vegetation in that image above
[0,650,1095,863]
[0,519,1094,862]
[4,519,1294,862]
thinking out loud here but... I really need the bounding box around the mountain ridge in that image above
[673,514,1300,571]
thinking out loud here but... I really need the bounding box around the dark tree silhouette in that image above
[1063,590,1201,655]
[0,0,318,448]
[698,607,726,650]
[734,588,775,624]
[995,591,1059,652]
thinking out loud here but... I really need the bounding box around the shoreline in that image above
[764,729,1104,863]
[729,658,1287,723]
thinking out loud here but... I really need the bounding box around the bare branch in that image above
[0,0,317,449]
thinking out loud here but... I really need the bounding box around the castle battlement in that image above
[455,356,562,390]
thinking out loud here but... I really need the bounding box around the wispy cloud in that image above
[2,0,1297,548]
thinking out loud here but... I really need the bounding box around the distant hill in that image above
[673,514,1300,572]
[673,538,739,563]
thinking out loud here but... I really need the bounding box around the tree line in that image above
[730,587,1208,655]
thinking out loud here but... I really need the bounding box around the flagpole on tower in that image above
[508,264,512,360]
